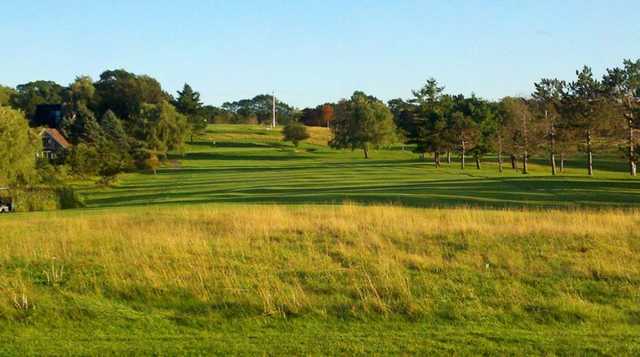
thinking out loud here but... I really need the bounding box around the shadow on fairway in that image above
[84,175,640,210]
[529,156,629,173]
[168,151,313,161]
[188,141,289,149]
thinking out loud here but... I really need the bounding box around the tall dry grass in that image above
[0,204,639,323]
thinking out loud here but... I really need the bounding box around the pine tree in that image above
[532,78,567,175]
[603,59,640,176]
[563,66,607,176]
[68,104,104,144]
[174,84,205,142]
[100,110,132,172]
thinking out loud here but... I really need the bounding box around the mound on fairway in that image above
[1,204,639,355]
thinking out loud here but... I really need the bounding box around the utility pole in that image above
[548,110,557,176]
[629,116,636,176]
[272,92,276,128]
[460,135,466,170]
[522,102,528,175]
[625,97,637,176]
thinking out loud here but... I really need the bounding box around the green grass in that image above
[2,124,640,355]
[2,205,640,355]
[78,124,640,210]
[4,320,639,355]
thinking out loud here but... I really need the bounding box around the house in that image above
[39,128,72,160]
[33,104,64,128]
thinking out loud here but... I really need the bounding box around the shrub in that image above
[283,122,310,147]
[56,186,85,209]
[12,188,58,212]
[68,143,99,178]
[10,186,84,211]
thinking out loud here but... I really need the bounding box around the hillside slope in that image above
[1,205,639,354]
[77,124,640,210]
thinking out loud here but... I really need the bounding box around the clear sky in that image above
[3,0,640,108]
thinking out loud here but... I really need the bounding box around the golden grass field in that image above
[4,122,640,353]
[2,204,639,322]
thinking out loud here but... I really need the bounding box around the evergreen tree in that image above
[174,84,205,142]
[603,59,640,176]
[68,104,104,144]
[532,78,567,175]
[411,78,445,105]
[100,110,132,172]
[403,79,449,164]
[562,66,608,176]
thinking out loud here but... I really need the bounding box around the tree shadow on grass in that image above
[529,156,629,173]
[84,175,640,210]
[188,141,290,149]
[167,152,314,162]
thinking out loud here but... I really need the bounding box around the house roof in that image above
[43,128,72,149]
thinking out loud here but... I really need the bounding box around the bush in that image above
[37,160,71,185]
[56,186,85,209]
[68,143,99,178]
[11,186,85,211]
[134,151,161,174]
[283,122,310,147]
[12,188,58,212]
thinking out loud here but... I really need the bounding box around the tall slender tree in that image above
[500,97,533,174]
[603,59,640,176]
[448,111,479,170]
[174,84,205,142]
[563,66,607,176]
[533,78,566,175]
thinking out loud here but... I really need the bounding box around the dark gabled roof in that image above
[33,104,63,128]
[43,128,71,149]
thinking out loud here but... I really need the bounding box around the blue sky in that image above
[2,0,639,107]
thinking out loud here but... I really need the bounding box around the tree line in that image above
[1,68,317,188]
[1,58,639,190]
[1,70,218,181]
[327,59,640,176]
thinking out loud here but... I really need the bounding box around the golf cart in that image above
[0,188,15,213]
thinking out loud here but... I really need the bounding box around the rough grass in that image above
[1,204,639,354]
[4,124,640,354]
[202,123,332,146]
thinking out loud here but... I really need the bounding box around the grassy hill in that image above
[1,124,640,355]
[2,205,640,355]
[78,124,640,209]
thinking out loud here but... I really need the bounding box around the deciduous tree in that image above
[11,80,64,119]
[0,106,39,186]
[330,91,396,159]
[0,85,16,107]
